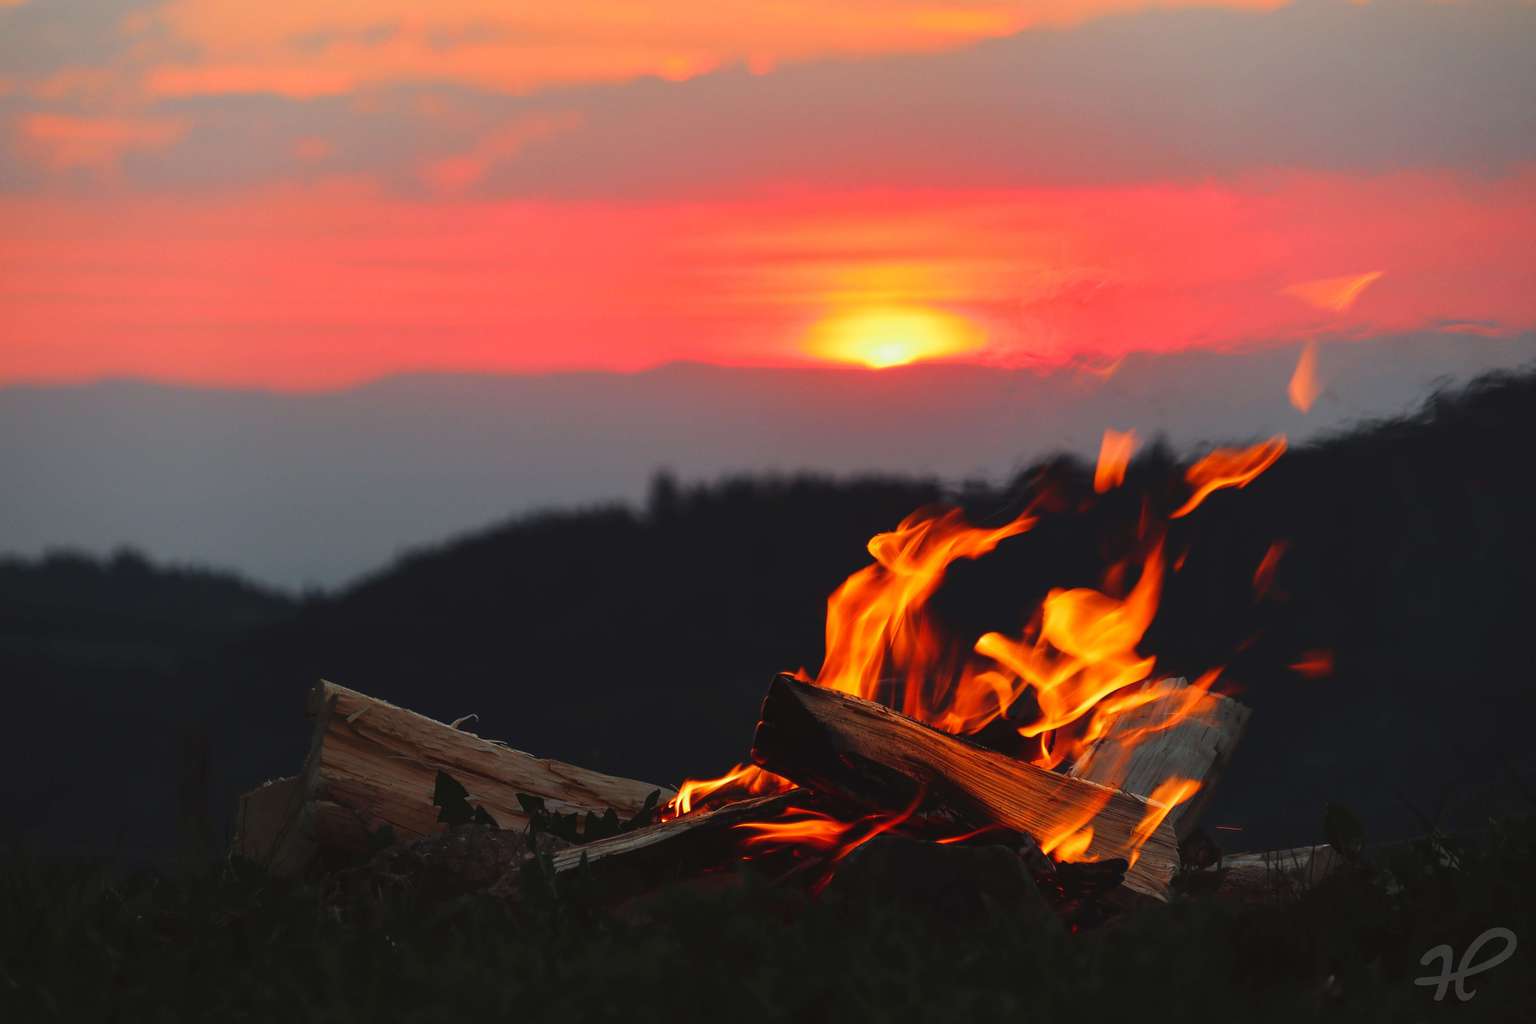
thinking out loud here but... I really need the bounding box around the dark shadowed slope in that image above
[0,553,292,856]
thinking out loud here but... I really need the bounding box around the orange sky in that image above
[2,0,1533,387]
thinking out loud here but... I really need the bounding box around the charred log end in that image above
[752,674,930,812]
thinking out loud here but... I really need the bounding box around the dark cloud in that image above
[0,0,174,75]
[113,89,492,191]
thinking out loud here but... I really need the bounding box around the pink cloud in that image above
[16,113,188,171]
[138,0,1284,99]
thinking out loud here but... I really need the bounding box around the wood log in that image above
[548,792,796,878]
[1178,844,1345,903]
[233,775,303,864]
[243,679,671,876]
[1067,677,1250,840]
[750,674,1181,900]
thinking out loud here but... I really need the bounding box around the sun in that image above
[805,306,985,369]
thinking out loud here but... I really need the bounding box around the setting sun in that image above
[805,307,986,369]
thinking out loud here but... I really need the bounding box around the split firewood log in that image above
[750,674,1182,900]
[1067,676,1250,840]
[234,680,670,876]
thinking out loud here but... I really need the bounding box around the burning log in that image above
[750,674,1182,900]
[1067,676,1250,840]
[547,793,797,880]
[235,680,670,876]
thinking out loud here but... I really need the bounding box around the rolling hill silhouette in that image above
[6,329,1532,590]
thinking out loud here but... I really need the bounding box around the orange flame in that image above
[973,544,1164,759]
[1049,826,1098,863]
[1039,786,1112,863]
[734,789,924,875]
[1290,650,1335,679]
[1170,437,1286,518]
[934,823,1008,845]
[1127,777,1201,868]
[826,788,926,865]
[1074,669,1224,758]
[1252,541,1288,600]
[735,807,855,851]
[1288,341,1320,413]
[1094,429,1138,493]
[667,763,791,818]
[814,506,1036,722]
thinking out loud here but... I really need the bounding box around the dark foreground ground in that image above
[4,811,1532,1022]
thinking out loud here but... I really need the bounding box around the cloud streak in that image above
[6,1,1534,197]
[137,0,1285,98]
[3,170,1532,386]
[17,112,185,169]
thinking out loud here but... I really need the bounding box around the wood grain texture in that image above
[750,674,1180,900]
[1068,677,1250,839]
[548,793,796,876]
[255,679,670,876]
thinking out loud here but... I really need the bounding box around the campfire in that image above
[237,434,1318,911]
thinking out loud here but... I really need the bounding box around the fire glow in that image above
[668,434,1295,871]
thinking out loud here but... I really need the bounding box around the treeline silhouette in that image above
[4,366,1533,860]
[0,551,292,855]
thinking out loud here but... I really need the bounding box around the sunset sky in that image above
[2,0,1533,388]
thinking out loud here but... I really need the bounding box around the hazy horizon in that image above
[6,329,1532,591]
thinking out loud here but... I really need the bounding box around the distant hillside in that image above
[0,552,291,855]
[0,550,291,645]
[4,329,1532,589]
[5,367,1534,861]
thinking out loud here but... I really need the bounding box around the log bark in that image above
[1067,677,1250,840]
[242,679,671,876]
[750,674,1181,900]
